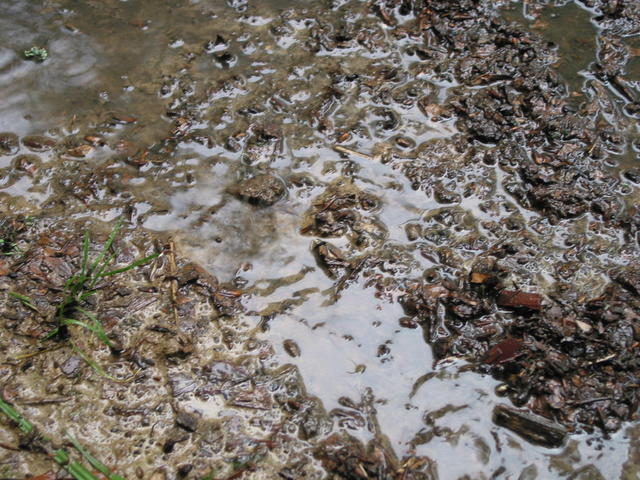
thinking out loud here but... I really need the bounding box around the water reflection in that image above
[1,0,639,477]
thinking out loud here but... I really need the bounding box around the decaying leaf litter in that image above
[1,0,640,478]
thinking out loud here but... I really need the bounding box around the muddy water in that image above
[501,2,599,96]
[1,0,640,478]
[504,0,640,163]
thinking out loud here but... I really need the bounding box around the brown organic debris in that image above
[493,404,568,447]
[496,290,543,311]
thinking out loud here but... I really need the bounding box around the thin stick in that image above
[20,397,71,406]
[15,344,64,360]
[332,255,370,303]
[168,240,179,324]
[570,396,612,406]
[333,145,373,160]
[0,441,21,451]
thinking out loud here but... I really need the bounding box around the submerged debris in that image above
[313,240,351,279]
[22,135,56,152]
[301,180,385,248]
[0,132,19,155]
[232,173,286,206]
[493,404,568,447]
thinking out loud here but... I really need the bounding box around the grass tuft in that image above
[43,218,158,378]
[0,397,125,479]
[0,238,23,256]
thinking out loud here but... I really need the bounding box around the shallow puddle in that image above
[501,1,598,95]
[1,0,640,478]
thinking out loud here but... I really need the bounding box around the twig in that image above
[167,240,179,324]
[0,441,21,451]
[585,353,617,366]
[333,145,373,160]
[570,396,613,406]
[332,255,370,301]
[19,397,71,406]
[15,344,64,360]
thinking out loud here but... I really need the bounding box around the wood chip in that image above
[497,290,543,311]
[493,404,567,447]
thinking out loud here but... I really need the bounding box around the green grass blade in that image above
[67,461,100,480]
[90,251,117,289]
[77,289,98,303]
[0,405,103,480]
[65,432,126,480]
[55,451,100,480]
[89,217,123,275]
[41,326,60,341]
[60,319,99,339]
[62,314,112,348]
[61,318,109,347]
[8,292,39,313]
[54,449,70,464]
[70,342,116,381]
[65,273,90,305]
[67,273,88,290]
[75,308,112,347]
[99,253,159,278]
[0,240,22,256]
[0,398,34,433]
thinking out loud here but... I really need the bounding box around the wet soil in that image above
[1,0,640,478]
[0,215,434,479]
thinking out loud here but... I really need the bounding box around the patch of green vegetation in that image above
[0,397,125,480]
[24,46,48,62]
[43,218,158,378]
[0,397,33,434]
[65,432,126,480]
[0,216,33,257]
[0,237,22,256]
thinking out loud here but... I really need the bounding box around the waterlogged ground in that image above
[1,0,640,478]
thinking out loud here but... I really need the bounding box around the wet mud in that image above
[1,0,640,478]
